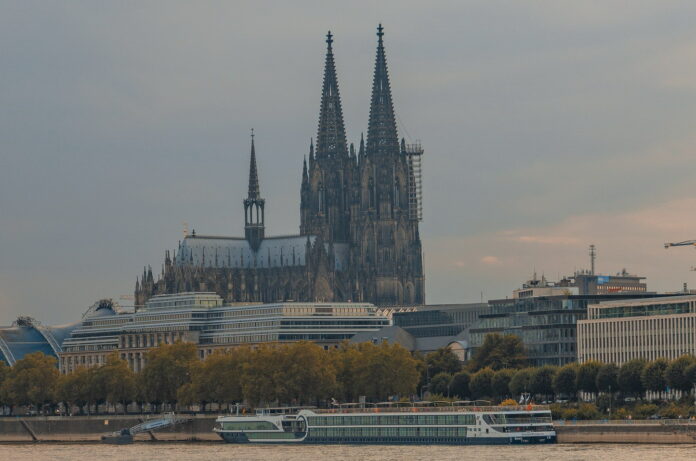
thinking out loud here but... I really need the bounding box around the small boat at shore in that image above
[214,402,556,445]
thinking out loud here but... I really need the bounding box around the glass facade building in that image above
[469,293,668,366]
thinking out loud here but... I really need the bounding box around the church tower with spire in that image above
[301,31,354,243]
[351,24,424,305]
[244,130,265,251]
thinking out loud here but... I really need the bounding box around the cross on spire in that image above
[326,30,333,47]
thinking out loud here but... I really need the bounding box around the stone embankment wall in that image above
[0,415,219,442]
[555,422,696,444]
[2,416,696,443]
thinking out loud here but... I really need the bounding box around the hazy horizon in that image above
[2,1,696,325]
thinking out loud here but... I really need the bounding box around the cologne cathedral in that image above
[135,25,425,307]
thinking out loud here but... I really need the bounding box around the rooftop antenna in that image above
[589,244,596,276]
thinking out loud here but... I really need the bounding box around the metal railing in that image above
[555,419,696,425]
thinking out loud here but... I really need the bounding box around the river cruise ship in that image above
[214,402,556,445]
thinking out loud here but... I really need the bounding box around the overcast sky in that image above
[2,1,696,325]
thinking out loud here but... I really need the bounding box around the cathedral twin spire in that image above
[316,31,348,160]
[314,25,399,162]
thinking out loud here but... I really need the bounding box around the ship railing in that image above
[313,403,550,414]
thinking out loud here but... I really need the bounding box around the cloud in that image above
[480,256,501,265]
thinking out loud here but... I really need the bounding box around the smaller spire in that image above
[359,132,365,158]
[326,30,333,48]
[302,156,308,184]
[247,128,260,199]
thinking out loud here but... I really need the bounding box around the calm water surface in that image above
[3,443,695,461]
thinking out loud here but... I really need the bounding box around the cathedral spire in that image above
[316,31,348,159]
[247,128,260,199]
[244,129,265,251]
[366,24,399,158]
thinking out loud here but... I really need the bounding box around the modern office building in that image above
[577,295,696,365]
[60,293,389,373]
[468,275,665,366]
[351,303,488,354]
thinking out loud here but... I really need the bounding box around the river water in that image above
[3,443,695,461]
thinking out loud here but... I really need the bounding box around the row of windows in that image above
[309,426,467,438]
[308,414,476,426]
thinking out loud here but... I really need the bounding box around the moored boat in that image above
[214,402,556,445]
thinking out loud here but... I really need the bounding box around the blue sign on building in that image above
[597,276,610,285]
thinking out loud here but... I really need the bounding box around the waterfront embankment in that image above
[2,416,696,443]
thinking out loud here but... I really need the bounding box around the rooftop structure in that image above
[0,316,79,366]
[352,303,487,354]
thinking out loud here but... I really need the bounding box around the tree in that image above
[241,343,285,406]
[665,355,696,394]
[330,343,363,402]
[429,373,453,396]
[641,358,668,396]
[3,352,59,412]
[469,367,494,400]
[491,369,515,401]
[351,342,420,401]
[576,361,602,396]
[139,342,197,409]
[450,371,471,399]
[187,347,249,408]
[425,348,461,377]
[96,353,137,410]
[57,367,92,415]
[596,363,619,394]
[509,368,533,397]
[685,363,696,389]
[278,342,336,404]
[469,333,527,372]
[618,359,646,399]
[553,363,577,399]
[530,365,558,400]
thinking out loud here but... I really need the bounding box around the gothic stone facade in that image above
[135,26,425,308]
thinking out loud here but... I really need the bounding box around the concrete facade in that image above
[577,295,696,364]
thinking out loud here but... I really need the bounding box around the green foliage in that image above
[641,358,668,394]
[469,367,494,399]
[351,342,420,402]
[449,371,470,399]
[633,403,658,419]
[491,369,515,400]
[596,363,618,394]
[552,363,577,398]
[139,342,198,406]
[576,403,599,420]
[576,361,602,394]
[97,353,137,406]
[665,355,696,394]
[469,333,527,372]
[685,363,696,387]
[530,365,558,398]
[618,359,646,398]
[429,372,453,396]
[509,368,533,396]
[3,352,59,408]
[424,348,461,377]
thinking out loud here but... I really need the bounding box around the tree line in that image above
[1,332,695,416]
[0,341,421,414]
